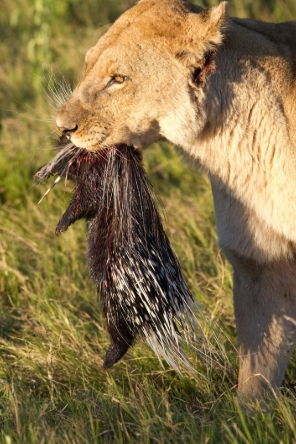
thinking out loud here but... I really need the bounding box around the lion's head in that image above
[56,0,228,151]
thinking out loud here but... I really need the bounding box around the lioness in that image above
[55,0,296,400]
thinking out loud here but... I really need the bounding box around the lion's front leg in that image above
[233,260,296,400]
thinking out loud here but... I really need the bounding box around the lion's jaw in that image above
[55,0,227,151]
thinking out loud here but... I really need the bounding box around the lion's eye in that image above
[109,74,127,87]
[114,75,126,83]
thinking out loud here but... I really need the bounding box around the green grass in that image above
[1,0,296,442]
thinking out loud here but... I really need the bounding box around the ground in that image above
[0,0,296,442]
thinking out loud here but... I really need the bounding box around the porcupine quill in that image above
[35,136,204,372]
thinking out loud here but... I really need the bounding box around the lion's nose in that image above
[57,124,78,135]
[56,109,78,134]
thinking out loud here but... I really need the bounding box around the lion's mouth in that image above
[34,136,134,203]
[35,136,122,180]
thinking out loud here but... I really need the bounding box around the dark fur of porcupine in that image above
[35,136,199,371]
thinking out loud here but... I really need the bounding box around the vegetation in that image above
[1,0,296,442]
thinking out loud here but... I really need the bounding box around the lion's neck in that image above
[187,24,296,242]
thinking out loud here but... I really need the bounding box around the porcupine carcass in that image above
[35,136,198,371]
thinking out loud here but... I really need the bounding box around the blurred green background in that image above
[1,1,296,442]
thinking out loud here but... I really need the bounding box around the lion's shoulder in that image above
[232,17,296,56]
[228,17,296,134]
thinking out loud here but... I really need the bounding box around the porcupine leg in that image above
[56,193,94,235]
[55,198,78,234]
[103,306,135,368]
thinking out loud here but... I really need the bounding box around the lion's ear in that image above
[175,2,228,83]
[197,2,229,47]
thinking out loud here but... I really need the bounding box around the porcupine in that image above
[35,136,199,371]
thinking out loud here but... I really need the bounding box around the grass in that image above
[1,0,296,442]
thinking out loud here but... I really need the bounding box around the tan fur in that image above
[56,0,296,400]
